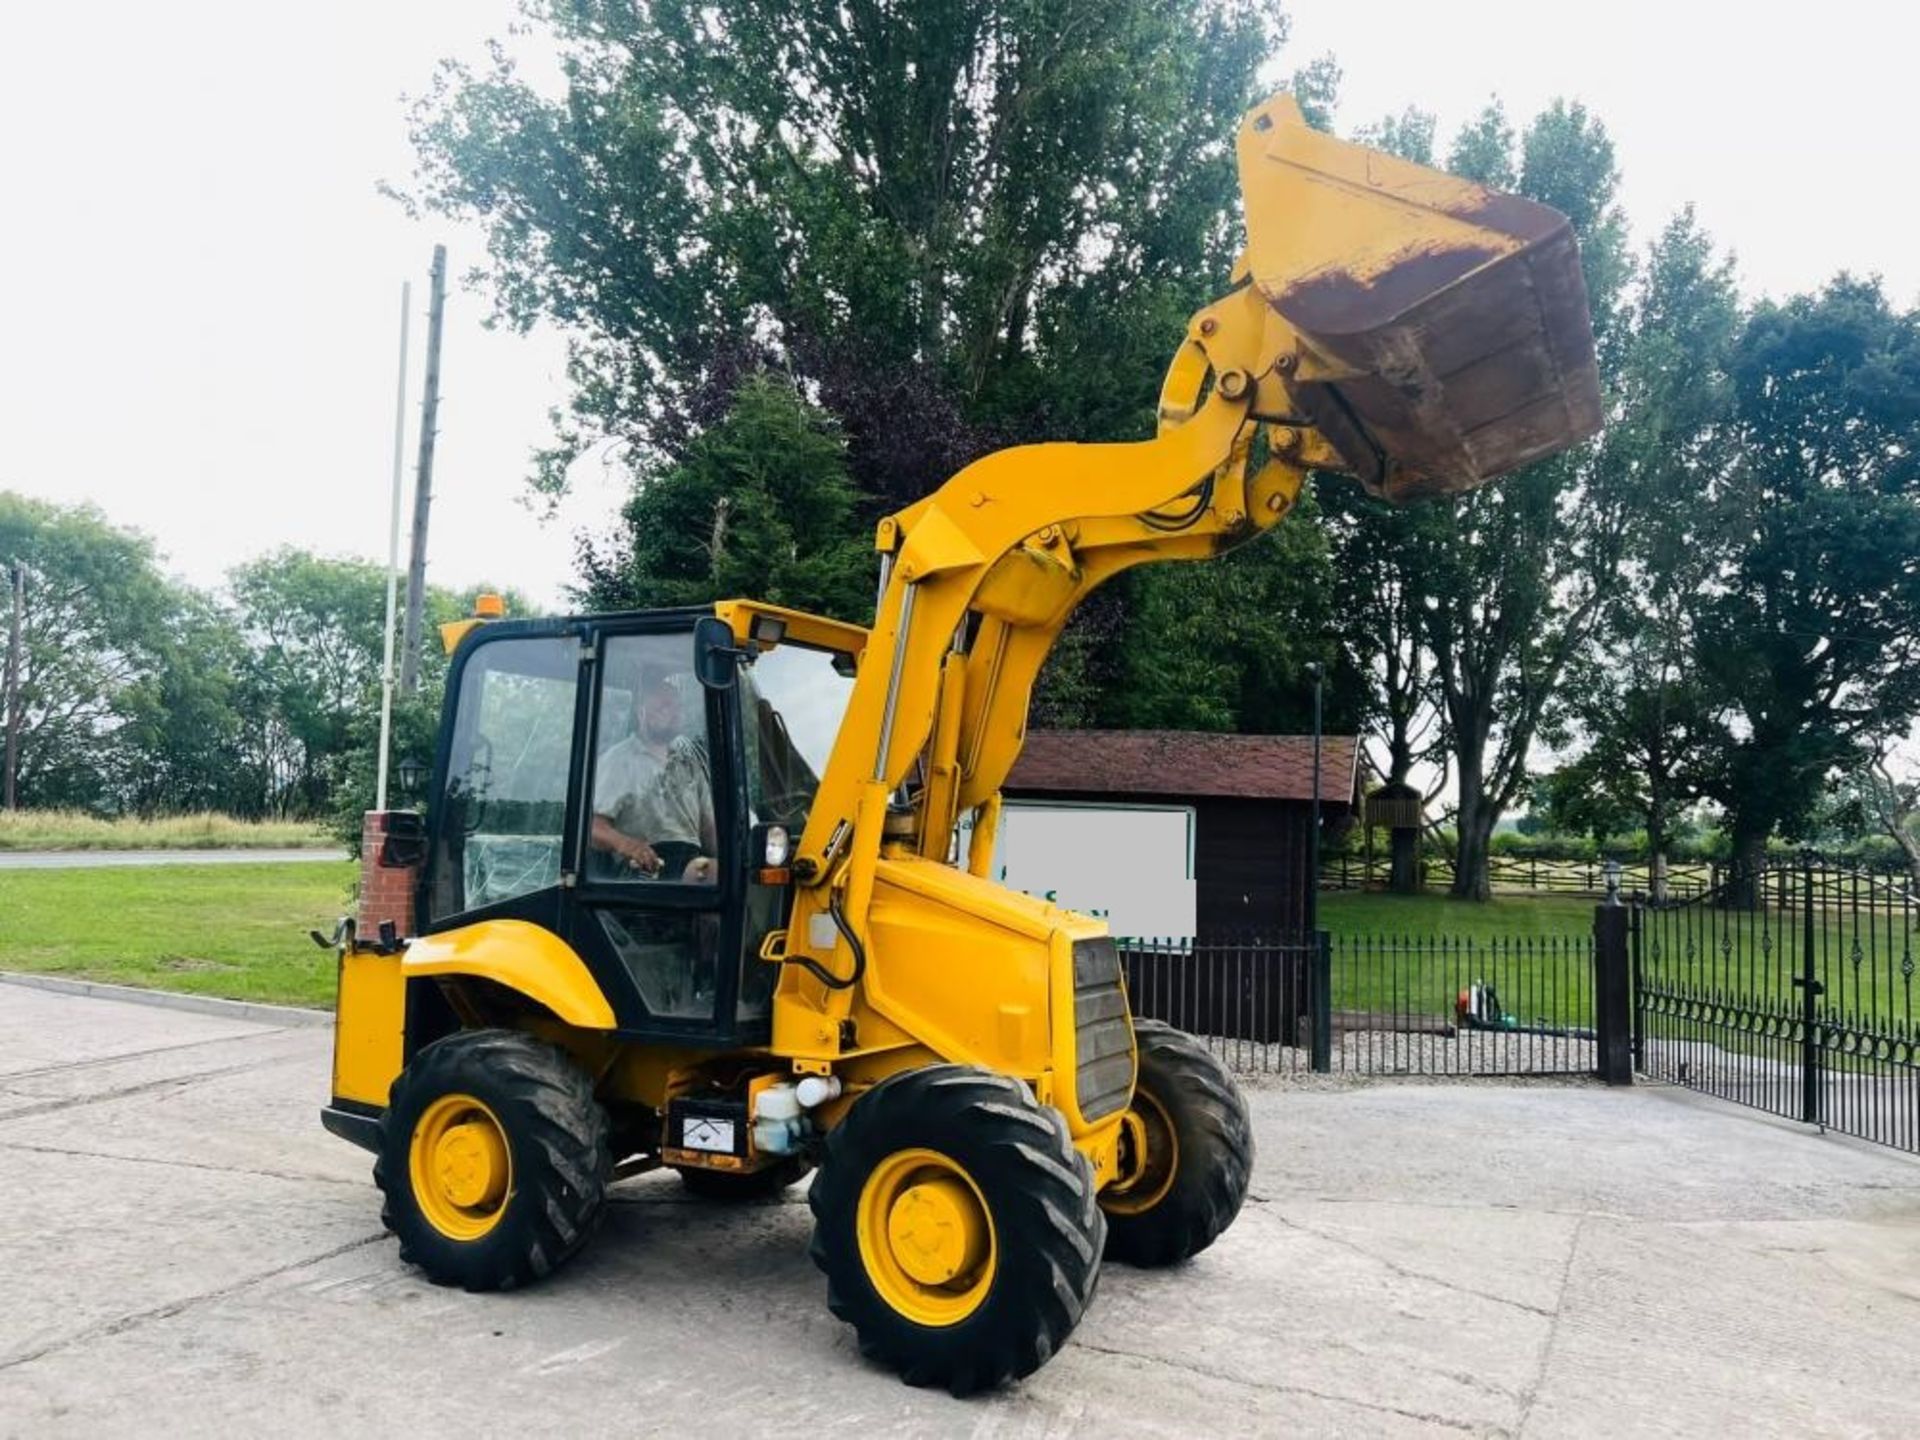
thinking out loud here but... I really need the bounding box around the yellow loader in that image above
[321,93,1601,1393]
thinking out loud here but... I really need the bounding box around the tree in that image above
[1692,278,1920,883]
[400,0,1294,502]
[1324,459,1448,891]
[117,590,249,815]
[0,493,181,810]
[229,550,524,820]
[1535,755,1640,850]
[1418,100,1635,900]
[406,3,1366,752]
[229,551,392,817]
[579,376,876,619]
[1105,491,1355,735]
[1557,209,1741,889]
[1852,751,1920,887]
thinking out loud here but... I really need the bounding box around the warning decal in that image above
[683,1117,736,1153]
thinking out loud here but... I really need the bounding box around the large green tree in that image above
[1555,209,1742,881]
[1691,278,1920,879]
[402,0,1308,495]
[229,550,393,817]
[0,494,192,810]
[405,1,1349,737]
[1332,100,1634,901]
[117,589,250,815]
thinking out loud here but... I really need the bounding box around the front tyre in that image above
[375,1029,611,1291]
[1101,1019,1253,1266]
[808,1066,1104,1395]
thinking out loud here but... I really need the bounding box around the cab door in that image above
[420,621,588,941]
[566,620,752,1042]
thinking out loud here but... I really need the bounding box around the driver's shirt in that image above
[593,734,710,849]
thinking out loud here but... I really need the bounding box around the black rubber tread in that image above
[807,1065,1105,1395]
[675,1155,811,1200]
[1101,1019,1253,1267]
[374,1029,611,1292]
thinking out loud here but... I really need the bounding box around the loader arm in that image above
[780,92,1602,1010]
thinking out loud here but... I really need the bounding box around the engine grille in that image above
[1071,936,1135,1122]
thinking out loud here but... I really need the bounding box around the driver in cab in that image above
[589,664,717,883]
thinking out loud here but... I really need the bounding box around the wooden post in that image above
[3,562,21,809]
[399,244,447,696]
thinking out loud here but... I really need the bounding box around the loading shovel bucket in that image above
[1239,97,1603,501]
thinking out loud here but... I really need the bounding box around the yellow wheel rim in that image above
[409,1093,513,1241]
[1103,1091,1178,1216]
[856,1148,996,1326]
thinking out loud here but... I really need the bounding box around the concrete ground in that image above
[1,983,1917,1438]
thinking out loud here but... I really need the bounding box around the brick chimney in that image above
[358,810,421,941]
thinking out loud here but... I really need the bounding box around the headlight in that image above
[764,825,790,867]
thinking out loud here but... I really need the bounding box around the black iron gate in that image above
[1634,855,1920,1152]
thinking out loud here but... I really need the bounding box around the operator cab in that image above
[419,605,861,1045]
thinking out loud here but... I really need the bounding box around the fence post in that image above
[1310,931,1332,1073]
[1592,886,1633,1085]
[1794,848,1824,1127]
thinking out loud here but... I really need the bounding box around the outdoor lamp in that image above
[397,755,428,798]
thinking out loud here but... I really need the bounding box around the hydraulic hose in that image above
[784,891,868,992]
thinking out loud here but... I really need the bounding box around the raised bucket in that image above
[1239,96,1603,501]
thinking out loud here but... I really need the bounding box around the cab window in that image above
[586,634,719,885]
[429,635,577,921]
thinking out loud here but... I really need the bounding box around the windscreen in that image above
[739,643,855,832]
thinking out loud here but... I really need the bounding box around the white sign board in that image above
[958,802,1196,940]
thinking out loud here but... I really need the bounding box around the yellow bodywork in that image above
[405,920,617,1030]
[339,90,1600,1200]
[333,948,406,1106]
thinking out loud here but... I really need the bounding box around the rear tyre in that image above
[808,1066,1104,1395]
[675,1155,810,1200]
[1100,1019,1252,1266]
[375,1029,611,1291]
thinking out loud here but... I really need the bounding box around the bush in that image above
[1487,831,1599,862]
[0,809,328,851]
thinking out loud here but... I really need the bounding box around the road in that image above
[0,849,346,870]
[1,981,1917,1436]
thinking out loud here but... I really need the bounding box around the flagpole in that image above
[375,280,412,811]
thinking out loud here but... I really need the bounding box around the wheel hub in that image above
[434,1120,509,1210]
[887,1178,987,1285]
[1101,1090,1178,1216]
[856,1147,998,1326]
[408,1093,514,1240]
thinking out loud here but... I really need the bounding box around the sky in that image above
[2,1,1916,612]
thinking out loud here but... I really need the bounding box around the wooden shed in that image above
[1004,729,1360,938]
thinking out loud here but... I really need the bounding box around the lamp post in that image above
[1305,662,1323,936]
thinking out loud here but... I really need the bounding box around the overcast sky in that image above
[3,1,1914,612]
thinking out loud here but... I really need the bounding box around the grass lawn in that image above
[1317,891,1598,1027]
[0,809,333,851]
[1320,890,1596,940]
[0,861,356,1009]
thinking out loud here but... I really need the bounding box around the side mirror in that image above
[694,616,745,691]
